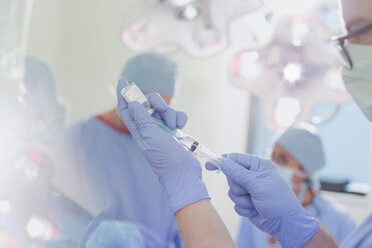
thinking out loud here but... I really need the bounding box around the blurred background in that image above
[1,0,371,247]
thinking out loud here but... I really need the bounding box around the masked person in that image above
[236,123,355,247]
[57,53,182,247]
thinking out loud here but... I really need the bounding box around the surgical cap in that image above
[275,123,326,174]
[21,56,56,106]
[121,53,178,97]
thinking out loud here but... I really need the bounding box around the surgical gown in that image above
[236,194,356,247]
[54,116,180,247]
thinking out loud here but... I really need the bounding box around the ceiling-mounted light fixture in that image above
[122,0,263,58]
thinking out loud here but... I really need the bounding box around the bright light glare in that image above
[181,4,199,20]
[0,201,11,214]
[26,216,53,240]
[283,63,302,82]
[275,97,301,127]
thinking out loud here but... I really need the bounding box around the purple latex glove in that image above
[208,153,319,248]
[116,78,209,214]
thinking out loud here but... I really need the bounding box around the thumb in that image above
[221,159,254,189]
[116,78,130,113]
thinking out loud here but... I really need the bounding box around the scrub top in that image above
[236,194,356,247]
[57,116,180,247]
[340,213,372,248]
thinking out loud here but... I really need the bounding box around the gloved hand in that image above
[117,78,209,214]
[208,153,319,248]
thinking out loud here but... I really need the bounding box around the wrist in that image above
[277,210,319,248]
[170,177,210,214]
[161,159,210,214]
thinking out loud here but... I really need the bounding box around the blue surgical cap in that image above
[275,123,326,174]
[21,56,56,106]
[121,53,178,97]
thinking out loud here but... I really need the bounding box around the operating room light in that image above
[180,3,199,20]
[283,63,302,83]
[122,0,262,58]
[275,97,301,127]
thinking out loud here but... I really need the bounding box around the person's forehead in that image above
[340,0,372,30]
[274,143,297,160]
[274,144,289,154]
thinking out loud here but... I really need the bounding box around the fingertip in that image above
[205,162,218,171]
[117,78,129,97]
[163,108,177,130]
[117,95,128,112]
[234,204,243,215]
[118,78,129,88]
[220,159,233,173]
[228,189,235,199]
[176,111,188,129]
[147,93,167,111]
[116,78,128,99]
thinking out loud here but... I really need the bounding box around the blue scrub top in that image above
[64,117,180,247]
[236,194,356,247]
[340,213,372,248]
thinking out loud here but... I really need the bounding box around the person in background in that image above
[58,53,182,247]
[237,123,355,247]
[18,56,62,144]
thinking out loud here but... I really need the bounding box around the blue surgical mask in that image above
[276,165,306,188]
[276,164,308,202]
[342,44,372,121]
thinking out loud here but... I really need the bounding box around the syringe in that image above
[120,82,223,170]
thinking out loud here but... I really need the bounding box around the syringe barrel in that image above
[120,82,223,170]
[193,144,223,170]
[173,129,223,170]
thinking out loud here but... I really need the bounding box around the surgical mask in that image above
[276,164,308,202]
[276,165,306,187]
[342,44,372,121]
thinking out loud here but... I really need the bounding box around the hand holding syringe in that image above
[120,82,223,170]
